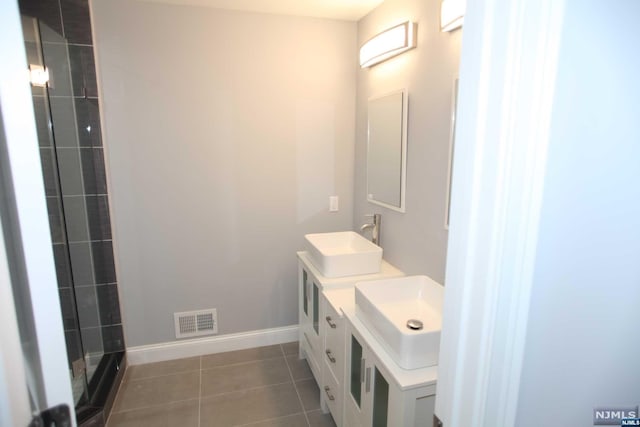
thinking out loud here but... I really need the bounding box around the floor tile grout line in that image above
[201,379,295,400]
[124,354,286,383]
[109,397,200,416]
[198,355,202,427]
[281,343,312,427]
[201,354,287,371]
[234,411,307,426]
[124,368,201,383]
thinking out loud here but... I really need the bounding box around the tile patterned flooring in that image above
[106,342,337,427]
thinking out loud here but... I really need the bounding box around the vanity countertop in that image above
[323,286,438,392]
[297,250,404,289]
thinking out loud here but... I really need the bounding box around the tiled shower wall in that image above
[19,0,124,372]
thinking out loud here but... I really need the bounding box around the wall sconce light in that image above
[441,0,465,32]
[359,21,417,68]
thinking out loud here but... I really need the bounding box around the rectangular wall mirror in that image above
[367,89,408,212]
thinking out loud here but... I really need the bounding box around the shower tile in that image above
[57,148,84,196]
[69,45,98,98]
[201,357,291,397]
[64,329,83,367]
[96,284,121,325]
[39,148,60,197]
[75,98,102,147]
[32,96,53,146]
[41,42,73,97]
[80,326,104,357]
[91,241,116,284]
[86,195,112,241]
[49,96,80,147]
[62,195,90,242]
[24,41,41,65]
[19,0,64,42]
[59,287,78,330]
[102,324,125,353]
[60,0,93,45]
[69,242,94,285]
[75,285,100,328]
[53,243,73,287]
[46,196,65,244]
[81,148,108,195]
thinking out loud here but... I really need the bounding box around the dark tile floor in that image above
[106,342,337,427]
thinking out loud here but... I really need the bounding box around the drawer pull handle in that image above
[325,316,337,329]
[325,349,336,363]
[324,386,335,401]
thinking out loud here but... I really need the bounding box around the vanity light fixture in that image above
[441,0,466,32]
[359,21,417,68]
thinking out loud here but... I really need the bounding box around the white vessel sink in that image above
[304,231,382,278]
[355,275,444,369]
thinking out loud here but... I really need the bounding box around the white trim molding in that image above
[435,0,565,426]
[126,325,299,365]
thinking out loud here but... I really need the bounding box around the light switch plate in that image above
[329,196,339,212]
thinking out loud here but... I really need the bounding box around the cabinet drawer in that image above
[323,360,343,427]
[324,302,345,381]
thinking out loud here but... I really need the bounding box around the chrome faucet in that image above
[360,214,381,246]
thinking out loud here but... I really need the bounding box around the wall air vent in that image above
[174,308,218,339]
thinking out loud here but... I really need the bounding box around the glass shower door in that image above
[21,14,124,407]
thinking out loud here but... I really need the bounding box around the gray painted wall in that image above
[354,0,462,284]
[516,1,640,425]
[91,0,356,347]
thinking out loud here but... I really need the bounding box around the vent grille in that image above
[174,309,218,339]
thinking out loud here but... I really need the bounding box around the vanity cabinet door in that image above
[345,320,396,427]
[371,367,389,427]
[298,264,321,383]
[345,324,368,427]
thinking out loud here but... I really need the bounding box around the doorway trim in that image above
[435,0,566,426]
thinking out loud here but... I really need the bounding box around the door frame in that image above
[0,0,75,424]
[435,0,565,426]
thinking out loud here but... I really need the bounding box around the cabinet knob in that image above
[325,349,336,363]
[324,386,335,401]
[325,316,337,328]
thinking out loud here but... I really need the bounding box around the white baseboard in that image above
[126,325,299,366]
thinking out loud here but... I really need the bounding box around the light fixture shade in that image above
[441,0,465,32]
[359,21,417,68]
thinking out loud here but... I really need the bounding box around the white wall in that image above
[516,1,640,425]
[355,0,461,283]
[91,0,356,347]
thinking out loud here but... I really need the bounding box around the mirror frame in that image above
[366,89,408,213]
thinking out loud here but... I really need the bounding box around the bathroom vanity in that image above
[297,250,403,389]
[298,246,440,427]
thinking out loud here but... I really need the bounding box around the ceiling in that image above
[136,0,384,21]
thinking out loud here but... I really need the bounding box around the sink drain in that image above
[406,319,423,330]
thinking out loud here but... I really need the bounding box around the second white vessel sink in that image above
[304,231,382,278]
[355,275,444,369]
